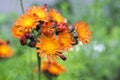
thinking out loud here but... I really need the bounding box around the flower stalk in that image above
[37,53,41,80]
[20,0,25,13]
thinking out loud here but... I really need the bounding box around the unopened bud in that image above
[57,53,66,61]
[74,36,78,39]
[72,39,78,45]
[69,25,75,33]
[55,29,59,35]
[36,21,44,31]
[20,36,27,45]
[28,41,36,47]
[6,40,10,45]
[57,22,68,32]
[24,33,32,39]
[36,24,41,31]
[43,4,47,9]
[52,21,57,27]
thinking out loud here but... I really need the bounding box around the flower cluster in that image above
[12,4,92,62]
[0,39,13,58]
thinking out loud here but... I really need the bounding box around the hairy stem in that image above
[19,0,25,13]
[37,53,41,80]
[29,50,34,80]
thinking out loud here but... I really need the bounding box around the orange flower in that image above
[58,32,75,51]
[73,21,92,44]
[27,6,48,21]
[48,9,66,24]
[36,35,61,61]
[40,21,54,36]
[40,61,66,76]
[12,25,25,38]
[0,39,13,58]
[57,22,69,32]
[12,13,38,38]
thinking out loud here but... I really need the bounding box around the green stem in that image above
[37,53,41,80]
[19,0,25,13]
[49,75,53,80]
[29,51,34,80]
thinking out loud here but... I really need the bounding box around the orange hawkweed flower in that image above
[36,35,61,61]
[12,13,38,38]
[40,61,66,76]
[73,21,92,44]
[58,32,75,51]
[40,21,54,36]
[57,22,69,32]
[27,6,48,21]
[0,39,13,58]
[12,25,26,38]
[48,9,66,24]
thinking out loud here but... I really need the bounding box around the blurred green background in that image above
[0,0,120,80]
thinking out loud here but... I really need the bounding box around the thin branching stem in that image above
[19,0,25,13]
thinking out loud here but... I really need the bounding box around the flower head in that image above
[58,32,75,51]
[57,22,69,33]
[40,21,55,36]
[12,13,38,38]
[27,6,48,21]
[36,35,61,61]
[40,61,66,76]
[0,39,13,58]
[48,9,66,24]
[73,21,92,44]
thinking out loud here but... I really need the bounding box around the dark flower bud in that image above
[28,41,36,47]
[57,22,68,32]
[74,36,78,39]
[36,21,44,31]
[43,4,47,10]
[69,25,75,33]
[55,29,59,35]
[57,53,66,61]
[24,33,32,39]
[29,35,36,42]
[36,24,41,31]
[72,39,78,45]
[6,40,10,45]
[52,21,57,27]
[20,36,27,45]
[39,21,44,24]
